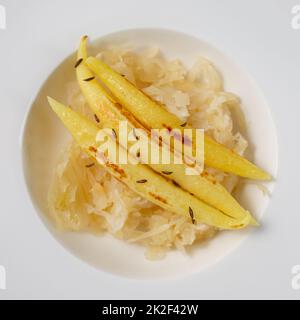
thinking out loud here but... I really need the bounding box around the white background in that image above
[0,0,299,299]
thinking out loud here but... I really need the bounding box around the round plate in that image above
[22,28,277,279]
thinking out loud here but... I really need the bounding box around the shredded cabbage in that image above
[48,45,248,259]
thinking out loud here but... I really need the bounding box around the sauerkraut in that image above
[48,45,248,260]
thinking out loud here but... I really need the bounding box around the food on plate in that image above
[47,36,270,259]
[48,97,251,230]
[76,36,256,225]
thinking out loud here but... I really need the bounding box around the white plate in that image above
[22,28,277,279]
[1,0,300,299]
